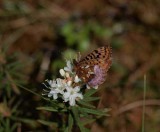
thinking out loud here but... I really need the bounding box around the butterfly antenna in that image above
[77,52,81,62]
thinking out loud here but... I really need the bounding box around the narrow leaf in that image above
[37,120,57,128]
[68,113,73,132]
[77,122,89,132]
[78,100,95,108]
[11,116,38,128]
[81,118,96,125]
[37,107,58,112]
[7,61,23,70]
[64,127,69,132]
[81,108,106,116]
[72,107,79,122]
[84,89,97,97]
[83,97,100,102]
[72,107,89,132]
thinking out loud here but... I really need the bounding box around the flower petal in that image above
[64,60,73,73]
[69,96,76,106]
[63,92,70,100]
[74,75,81,83]
[74,86,80,92]
[53,94,58,99]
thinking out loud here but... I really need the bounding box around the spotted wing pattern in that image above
[74,45,112,84]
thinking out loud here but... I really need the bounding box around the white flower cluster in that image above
[43,61,83,106]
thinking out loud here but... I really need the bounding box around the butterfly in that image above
[73,45,112,87]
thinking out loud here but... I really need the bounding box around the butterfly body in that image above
[73,46,112,87]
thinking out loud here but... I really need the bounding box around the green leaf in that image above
[72,107,91,132]
[78,100,95,108]
[51,59,65,72]
[11,123,18,132]
[83,97,100,102]
[64,127,69,132]
[6,61,23,70]
[103,108,111,113]
[68,113,73,132]
[9,71,24,79]
[16,83,42,97]
[81,118,96,125]
[83,128,90,132]
[77,122,90,132]
[78,125,87,132]
[81,108,107,116]
[78,107,89,117]
[63,49,77,60]
[84,89,97,97]
[6,118,10,132]
[12,99,22,113]
[61,23,77,46]
[72,107,89,132]
[37,107,58,112]
[78,39,90,51]
[11,116,38,128]
[72,107,79,123]
[37,120,57,128]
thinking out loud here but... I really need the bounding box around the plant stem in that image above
[142,75,146,132]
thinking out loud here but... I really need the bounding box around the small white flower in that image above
[47,78,66,100]
[48,89,59,99]
[56,79,64,89]
[59,69,65,77]
[63,86,83,106]
[47,80,56,88]
[64,60,73,73]
[43,59,85,105]
[74,75,81,83]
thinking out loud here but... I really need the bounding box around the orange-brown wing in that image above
[79,46,112,69]
[74,46,112,83]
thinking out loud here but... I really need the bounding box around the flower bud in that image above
[59,69,65,76]
[67,81,72,86]
[65,72,70,78]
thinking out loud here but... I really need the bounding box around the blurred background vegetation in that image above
[0,0,160,131]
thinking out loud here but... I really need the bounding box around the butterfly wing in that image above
[74,46,112,83]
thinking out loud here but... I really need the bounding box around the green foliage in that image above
[62,49,77,60]
[0,44,25,96]
[38,88,110,132]
[60,21,112,52]
[37,120,57,129]
[61,22,90,51]
[0,117,18,132]
[51,59,65,75]
[2,0,31,15]
[0,42,30,131]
